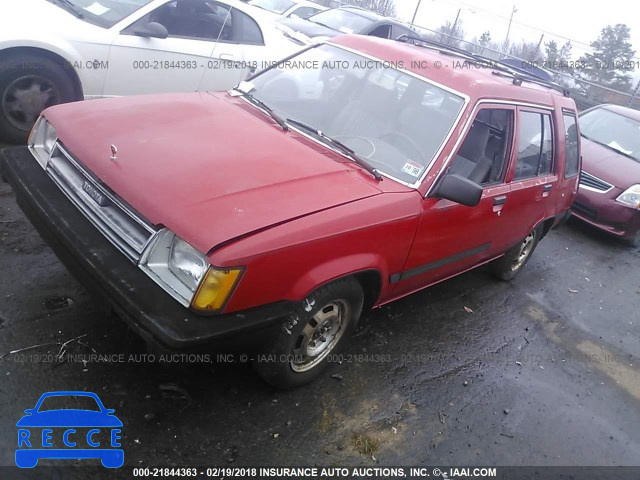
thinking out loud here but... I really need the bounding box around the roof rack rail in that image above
[396,35,571,97]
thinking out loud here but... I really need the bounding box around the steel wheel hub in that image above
[290,300,349,373]
[511,232,536,271]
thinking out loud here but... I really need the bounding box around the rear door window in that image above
[514,111,555,180]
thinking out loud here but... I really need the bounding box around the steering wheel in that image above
[331,135,376,158]
[379,131,427,164]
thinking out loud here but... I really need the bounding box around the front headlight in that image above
[28,117,57,169]
[169,237,209,291]
[616,184,640,209]
[140,229,242,312]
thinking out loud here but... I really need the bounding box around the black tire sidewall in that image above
[253,278,364,389]
[0,53,76,143]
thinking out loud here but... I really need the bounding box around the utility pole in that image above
[411,0,423,24]
[628,80,640,108]
[533,34,544,60]
[502,5,517,53]
[449,9,461,45]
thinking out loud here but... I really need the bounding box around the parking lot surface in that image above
[1,166,640,476]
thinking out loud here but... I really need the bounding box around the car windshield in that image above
[250,0,296,14]
[306,9,374,34]
[580,107,640,163]
[46,0,154,28]
[38,395,102,412]
[246,44,466,185]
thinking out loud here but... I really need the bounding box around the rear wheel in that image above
[490,225,543,281]
[0,53,76,144]
[253,278,363,389]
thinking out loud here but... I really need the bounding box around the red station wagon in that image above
[1,36,580,388]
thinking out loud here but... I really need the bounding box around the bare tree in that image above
[508,40,544,62]
[436,20,465,48]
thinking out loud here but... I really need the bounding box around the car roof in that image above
[329,35,576,109]
[599,104,640,121]
[293,0,326,7]
[339,6,383,21]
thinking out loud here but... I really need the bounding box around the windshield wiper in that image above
[286,119,383,181]
[49,0,85,19]
[233,88,288,131]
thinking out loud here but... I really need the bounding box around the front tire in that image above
[490,225,543,281]
[253,278,364,389]
[622,229,640,248]
[0,53,76,144]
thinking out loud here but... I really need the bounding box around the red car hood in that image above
[45,93,382,253]
[581,136,640,189]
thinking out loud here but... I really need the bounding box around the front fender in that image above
[290,253,388,300]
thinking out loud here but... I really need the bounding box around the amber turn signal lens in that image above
[191,268,242,312]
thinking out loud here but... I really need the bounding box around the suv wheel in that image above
[253,278,363,389]
[490,225,543,281]
[0,53,75,144]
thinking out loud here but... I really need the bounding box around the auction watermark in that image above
[3,350,632,367]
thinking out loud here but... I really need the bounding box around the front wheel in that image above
[490,225,543,281]
[622,229,640,248]
[253,278,364,389]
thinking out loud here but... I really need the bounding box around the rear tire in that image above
[490,225,543,281]
[253,278,363,390]
[0,53,76,144]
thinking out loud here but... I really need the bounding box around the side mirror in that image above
[24,409,34,414]
[105,409,116,414]
[433,173,483,207]
[133,22,169,39]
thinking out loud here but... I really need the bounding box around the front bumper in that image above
[1,147,295,349]
[572,187,640,240]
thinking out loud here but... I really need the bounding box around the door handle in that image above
[493,195,507,216]
[543,184,553,192]
[493,195,507,206]
[219,53,235,61]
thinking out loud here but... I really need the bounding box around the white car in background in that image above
[0,0,301,143]
[247,0,326,20]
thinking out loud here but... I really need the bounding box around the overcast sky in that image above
[396,0,640,61]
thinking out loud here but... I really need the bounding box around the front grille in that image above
[46,143,157,262]
[572,200,598,220]
[579,171,614,193]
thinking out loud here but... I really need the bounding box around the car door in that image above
[390,105,518,297]
[103,0,243,96]
[504,106,560,241]
[199,5,265,90]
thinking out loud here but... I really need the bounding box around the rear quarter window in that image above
[563,112,580,178]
